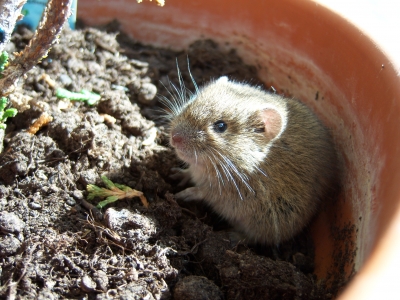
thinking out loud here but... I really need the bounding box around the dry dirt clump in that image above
[0,24,345,299]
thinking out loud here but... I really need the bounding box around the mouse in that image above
[165,76,339,245]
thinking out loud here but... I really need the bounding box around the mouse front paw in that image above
[169,168,192,187]
[175,187,204,201]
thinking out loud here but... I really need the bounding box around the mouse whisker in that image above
[218,153,255,195]
[208,153,224,196]
[167,78,187,112]
[158,84,183,117]
[159,80,175,102]
[215,154,244,201]
[255,166,268,178]
[210,153,225,186]
[194,149,198,166]
[153,104,174,121]
[186,56,200,95]
[176,58,189,104]
[186,89,195,98]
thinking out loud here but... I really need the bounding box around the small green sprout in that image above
[0,51,9,74]
[87,175,149,209]
[0,97,17,130]
[56,88,101,105]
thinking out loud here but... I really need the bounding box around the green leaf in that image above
[56,88,100,105]
[3,108,17,118]
[0,52,8,72]
[86,175,148,209]
[114,182,132,192]
[96,196,120,209]
[0,97,7,111]
[86,184,113,200]
[100,175,116,190]
[0,98,17,127]
[81,89,101,105]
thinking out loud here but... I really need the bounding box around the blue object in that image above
[18,0,77,30]
[0,28,5,43]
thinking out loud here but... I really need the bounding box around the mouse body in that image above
[167,76,339,245]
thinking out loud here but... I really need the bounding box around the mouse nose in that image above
[171,131,184,146]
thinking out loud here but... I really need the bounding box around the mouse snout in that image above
[170,129,186,148]
[171,132,183,145]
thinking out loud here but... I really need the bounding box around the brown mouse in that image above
[166,76,339,245]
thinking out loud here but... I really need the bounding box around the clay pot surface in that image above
[78,0,400,298]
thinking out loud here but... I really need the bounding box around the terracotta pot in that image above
[78,0,400,298]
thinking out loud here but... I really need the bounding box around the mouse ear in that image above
[217,76,229,83]
[260,108,282,140]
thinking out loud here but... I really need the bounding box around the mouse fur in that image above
[166,76,339,245]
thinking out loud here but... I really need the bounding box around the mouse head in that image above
[169,77,287,174]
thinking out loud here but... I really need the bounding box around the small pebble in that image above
[71,190,84,200]
[109,256,118,266]
[104,208,156,240]
[0,185,9,197]
[65,196,76,206]
[0,211,25,234]
[127,268,139,281]
[0,235,21,257]
[130,59,149,68]
[35,170,48,181]
[48,185,59,193]
[59,74,73,86]
[11,161,28,175]
[29,201,42,210]
[0,198,7,210]
[93,270,109,292]
[80,274,97,292]
[138,82,157,105]
[79,169,99,186]
[111,84,129,92]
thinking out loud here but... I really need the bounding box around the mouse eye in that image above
[213,120,227,133]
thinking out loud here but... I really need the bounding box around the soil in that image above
[0,23,351,299]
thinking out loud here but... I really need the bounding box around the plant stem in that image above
[0,0,73,97]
